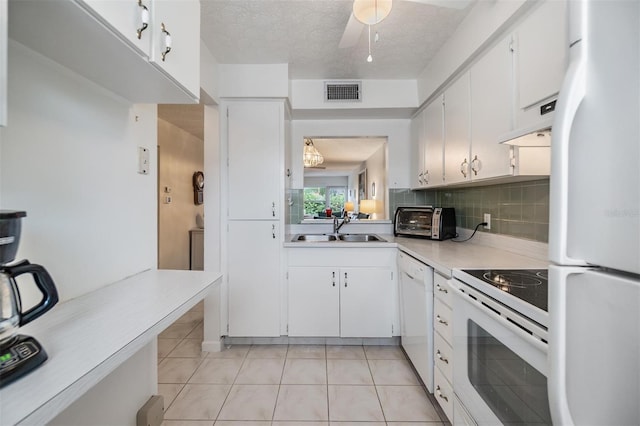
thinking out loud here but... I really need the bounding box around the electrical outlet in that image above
[483,213,491,230]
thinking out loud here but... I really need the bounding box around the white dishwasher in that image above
[398,251,434,392]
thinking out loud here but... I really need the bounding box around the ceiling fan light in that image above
[353,0,393,25]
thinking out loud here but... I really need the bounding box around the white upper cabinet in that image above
[8,0,200,103]
[443,72,471,185]
[513,0,568,130]
[81,0,152,57]
[149,0,200,99]
[423,97,444,187]
[227,101,283,220]
[410,114,422,188]
[0,0,6,126]
[469,35,514,180]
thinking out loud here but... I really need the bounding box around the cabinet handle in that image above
[436,315,448,326]
[272,224,276,239]
[424,170,429,184]
[404,271,415,280]
[436,283,448,294]
[272,202,276,217]
[436,385,449,402]
[136,0,149,40]
[436,349,449,364]
[344,272,348,288]
[471,155,480,176]
[286,168,291,177]
[418,172,423,185]
[160,23,172,61]
[332,271,336,287]
[460,158,468,178]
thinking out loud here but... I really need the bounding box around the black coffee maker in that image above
[0,210,58,388]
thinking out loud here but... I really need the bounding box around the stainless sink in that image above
[337,234,386,242]
[293,234,337,242]
[292,233,386,242]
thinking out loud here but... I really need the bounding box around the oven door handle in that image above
[451,282,548,354]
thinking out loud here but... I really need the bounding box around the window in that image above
[303,186,346,217]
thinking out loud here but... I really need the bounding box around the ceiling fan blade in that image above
[403,0,472,9]
[339,13,365,48]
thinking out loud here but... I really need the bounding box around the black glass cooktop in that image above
[463,269,548,312]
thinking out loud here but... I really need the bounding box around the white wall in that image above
[364,144,386,219]
[291,119,411,189]
[218,64,289,98]
[304,176,349,187]
[1,41,157,302]
[291,79,418,110]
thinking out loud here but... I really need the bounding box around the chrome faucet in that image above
[333,213,350,234]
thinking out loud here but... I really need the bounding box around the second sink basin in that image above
[337,234,386,242]
[293,234,337,242]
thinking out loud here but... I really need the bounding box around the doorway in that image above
[157,104,205,270]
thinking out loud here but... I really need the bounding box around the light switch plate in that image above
[138,147,150,175]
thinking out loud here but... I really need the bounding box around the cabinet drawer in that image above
[434,273,453,307]
[434,297,453,344]
[434,331,453,381]
[434,367,454,423]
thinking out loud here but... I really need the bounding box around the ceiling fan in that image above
[339,0,473,49]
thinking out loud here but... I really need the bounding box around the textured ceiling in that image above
[200,0,473,79]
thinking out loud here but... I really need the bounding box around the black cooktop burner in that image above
[463,269,548,312]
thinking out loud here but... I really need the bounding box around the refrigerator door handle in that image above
[549,42,588,266]
[548,265,583,426]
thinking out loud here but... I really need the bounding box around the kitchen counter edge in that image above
[0,269,222,426]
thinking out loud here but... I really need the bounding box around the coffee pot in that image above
[0,210,59,387]
[0,260,58,345]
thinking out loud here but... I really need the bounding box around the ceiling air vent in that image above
[324,81,362,102]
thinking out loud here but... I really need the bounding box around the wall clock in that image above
[193,171,204,205]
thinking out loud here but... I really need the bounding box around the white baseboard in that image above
[201,340,223,353]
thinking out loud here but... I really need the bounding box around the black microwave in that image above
[393,206,456,240]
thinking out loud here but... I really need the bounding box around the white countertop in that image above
[0,269,221,426]
[285,234,547,276]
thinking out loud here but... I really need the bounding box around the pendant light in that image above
[303,138,324,168]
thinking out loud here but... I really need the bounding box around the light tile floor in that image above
[158,303,447,425]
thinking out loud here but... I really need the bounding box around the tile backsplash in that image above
[389,179,550,242]
[290,179,549,243]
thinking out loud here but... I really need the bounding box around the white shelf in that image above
[0,269,221,425]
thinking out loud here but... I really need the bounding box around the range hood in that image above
[498,117,553,147]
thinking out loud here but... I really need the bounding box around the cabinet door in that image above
[228,102,282,220]
[410,114,423,188]
[80,0,151,57]
[515,0,567,123]
[288,267,340,337]
[149,0,200,99]
[228,221,280,337]
[470,36,514,180]
[423,97,444,187]
[340,268,393,338]
[443,73,471,185]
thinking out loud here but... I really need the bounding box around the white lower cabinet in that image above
[287,248,397,338]
[433,273,454,423]
[228,221,280,337]
[288,267,340,337]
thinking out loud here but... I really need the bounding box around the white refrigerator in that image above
[548,1,640,425]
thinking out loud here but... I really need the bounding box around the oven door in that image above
[451,280,551,426]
